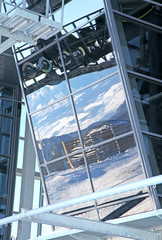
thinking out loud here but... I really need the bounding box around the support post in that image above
[17,117,36,240]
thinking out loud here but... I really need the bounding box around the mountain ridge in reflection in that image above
[38,119,133,169]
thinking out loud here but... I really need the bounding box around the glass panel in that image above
[27,82,69,114]
[86,135,142,192]
[20,43,69,114]
[85,135,152,217]
[115,15,162,79]
[0,157,9,196]
[41,154,94,215]
[143,134,162,176]
[0,199,6,217]
[98,193,153,220]
[0,86,14,99]
[0,199,6,240]
[59,13,117,93]
[19,103,26,138]
[0,99,13,116]
[13,176,22,213]
[111,0,162,27]
[31,98,81,163]
[143,134,162,199]
[0,117,12,155]
[0,227,5,240]
[17,139,24,169]
[73,73,130,147]
[129,74,162,135]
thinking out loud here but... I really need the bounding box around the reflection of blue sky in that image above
[70,66,118,92]
[75,74,128,131]
[28,66,118,114]
[27,81,69,113]
[32,97,77,139]
[31,72,128,140]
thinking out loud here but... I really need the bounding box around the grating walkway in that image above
[0,8,62,54]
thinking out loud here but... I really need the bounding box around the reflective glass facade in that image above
[14,0,162,224]
[0,84,20,239]
[0,0,160,238]
[110,0,162,205]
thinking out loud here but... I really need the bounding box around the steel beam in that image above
[0,38,16,54]
[26,212,159,240]
[17,117,36,240]
[0,25,35,44]
[1,175,162,227]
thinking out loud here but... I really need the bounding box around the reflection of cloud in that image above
[74,92,85,104]
[31,91,41,100]
[84,101,102,111]
[33,98,69,123]
[77,112,89,121]
[40,87,48,97]
[55,91,66,100]
[37,115,48,125]
[33,80,126,139]
[36,104,43,111]
[103,83,125,113]
[28,85,68,113]
[48,98,55,105]
[80,82,125,130]
[38,116,76,139]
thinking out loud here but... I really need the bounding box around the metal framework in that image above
[1,175,162,239]
[7,0,162,239]
[103,0,161,209]
[0,0,64,54]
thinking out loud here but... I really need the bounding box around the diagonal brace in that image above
[25,212,160,240]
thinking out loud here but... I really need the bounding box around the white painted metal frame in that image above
[29,208,162,240]
[0,0,64,54]
[26,213,160,240]
[17,117,36,240]
[3,175,162,225]
[11,1,162,238]
[0,175,162,239]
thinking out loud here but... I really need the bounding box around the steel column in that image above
[17,117,36,240]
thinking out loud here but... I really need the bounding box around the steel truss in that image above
[0,0,64,54]
[1,175,162,239]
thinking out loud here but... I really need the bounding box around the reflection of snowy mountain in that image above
[33,75,128,140]
[38,120,134,168]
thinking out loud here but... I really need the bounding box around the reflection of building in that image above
[0,0,162,239]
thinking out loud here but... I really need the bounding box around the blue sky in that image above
[29,70,128,141]
[55,0,104,25]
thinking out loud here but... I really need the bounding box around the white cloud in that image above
[38,115,76,139]
[77,112,89,121]
[34,81,126,139]
[74,92,85,103]
[48,98,55,105]
[55,91,66,100]
[80,82,125,130]
[36,104,43,111]
[84,100,103,112]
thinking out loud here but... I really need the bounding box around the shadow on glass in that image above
[129,74,162,135]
